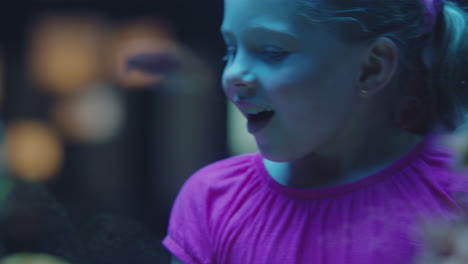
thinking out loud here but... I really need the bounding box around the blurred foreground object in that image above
[419,128,468,263]
[0,253,70,264]
[79,214,168,264]
[0,179,85,262]
[416,218,468,264]
[443,125,468,170]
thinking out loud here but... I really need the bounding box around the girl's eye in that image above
[261,47,289,62]
[223,46,237,62]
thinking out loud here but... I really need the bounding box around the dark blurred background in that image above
[0,0,257,263]
[1,1,468,264]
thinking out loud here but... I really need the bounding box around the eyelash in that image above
[223,46,237,62]
[261,47,288,62]
[222,45,289,63]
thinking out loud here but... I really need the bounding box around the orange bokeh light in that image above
[26,13,108,95]
[5,121,64,181]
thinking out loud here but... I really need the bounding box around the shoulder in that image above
[164,154,262,264]
[182,152,261,192]
[165,152,263,243]
[172,152,264,212]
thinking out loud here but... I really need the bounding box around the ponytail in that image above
[431,1,468,131]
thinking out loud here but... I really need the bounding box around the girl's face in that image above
[221,0,368,162]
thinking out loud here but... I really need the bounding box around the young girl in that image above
[163,0,468,263]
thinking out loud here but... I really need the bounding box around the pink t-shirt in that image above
[163,136,468,264]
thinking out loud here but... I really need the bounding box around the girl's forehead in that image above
[222,0,333,40]
[223,0,298,18]
[222,0,302,30]
[223,0,328,13]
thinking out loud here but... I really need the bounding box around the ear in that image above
[357,37,399,97]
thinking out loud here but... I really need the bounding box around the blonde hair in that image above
[296,0,468,133]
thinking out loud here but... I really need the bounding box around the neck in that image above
[264,127,423,189]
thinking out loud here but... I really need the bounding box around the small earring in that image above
[360,89,369,94]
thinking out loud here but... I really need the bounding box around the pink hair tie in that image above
[420,0,445,35]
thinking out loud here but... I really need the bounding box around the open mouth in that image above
[247,110,275,134]
[248,110,275,122]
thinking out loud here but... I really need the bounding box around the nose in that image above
[222,60,257,102]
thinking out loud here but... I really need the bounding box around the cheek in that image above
[265,69,323,105]
[263,69,307,94]
[266,69,358,123]
[264,58,329,96]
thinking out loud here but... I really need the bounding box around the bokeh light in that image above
[112,18,181,89]
[52,83,125,143]
[26,13,108,95]
[0,253,70,264]
[4,120,64,181]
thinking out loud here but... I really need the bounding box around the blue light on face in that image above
[223,45,237,62]
[260,46,289,62]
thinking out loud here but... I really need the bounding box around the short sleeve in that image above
[162,170,213,264]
